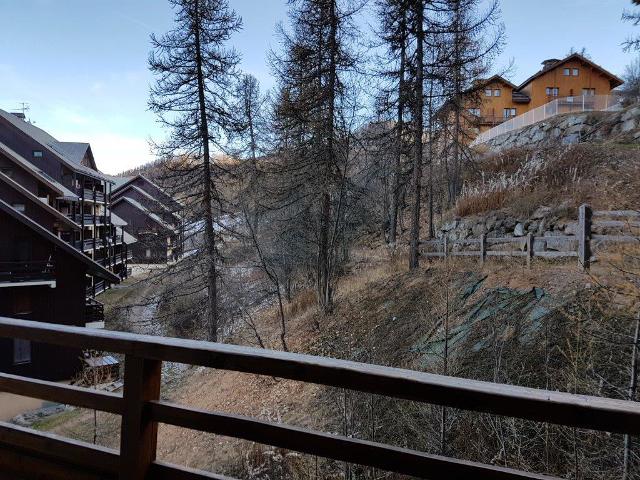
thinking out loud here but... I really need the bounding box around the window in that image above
[572,68,579,76]
[468,108,480,116]
[503,108,516,118]
[546,87,559,97]
[13,339,31,365]
[32,150,43,158]
[12,203,25,213]
[563,68,570,76]
[582,88,595,96]
[493,89,501,97]
[484,89,492,97]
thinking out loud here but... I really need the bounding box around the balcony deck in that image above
[0,317,639,479]
[0,261,56,288]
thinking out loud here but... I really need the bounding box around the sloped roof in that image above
[113,196,175,232]
[465,75,517,94]
[106,175,133,190]
[110,211,128,227]
[0,140,79,201]
[0,109,109,182]
[112,174,182,209]
[0,172,81,231]
[123,230,138,245]
[57,142,91,166]
[0,200,119,283]
[114,184,181,224]
[517,53,624,91]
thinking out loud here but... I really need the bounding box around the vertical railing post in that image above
[120,355,162,479]
[480,233,486,265]
[526,233,534,269]
[578,204,592,271]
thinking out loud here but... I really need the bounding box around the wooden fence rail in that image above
[420,205,640,270]
[1,317,640,479]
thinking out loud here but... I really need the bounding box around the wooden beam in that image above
[150,402,559,480]
[0,372,123,414]
[2,318,640,436]
[119,356,162,479]
[151,461,239,480]
[0,421,118,477]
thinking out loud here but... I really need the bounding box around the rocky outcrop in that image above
[481,104,640,152]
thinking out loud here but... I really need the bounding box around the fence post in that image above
[443,236,448,259]
[578,204,592,270]
[526,233,534,269]
[480,233,486,265]
[120,355,162,479]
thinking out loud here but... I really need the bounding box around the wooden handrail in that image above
[1,317,640,479]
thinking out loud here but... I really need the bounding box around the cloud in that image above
[82,132,155,175]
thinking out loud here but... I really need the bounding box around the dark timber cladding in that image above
[111,173,184,263]
[3,318,640,479]
[0,108,130,381]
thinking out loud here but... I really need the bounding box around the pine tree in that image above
[149,0,241,341]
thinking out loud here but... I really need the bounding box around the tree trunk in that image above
[409,1,424,270]
[194,0,218,342]
[389,14,407,246]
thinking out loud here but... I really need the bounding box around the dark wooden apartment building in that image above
[111,174,184,263]
[0,109,135,380]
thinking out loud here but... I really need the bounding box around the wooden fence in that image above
[1,317,640,479]
[420,205,640,270]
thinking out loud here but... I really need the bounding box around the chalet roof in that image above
[122,230,138,245]
[0,172,81,231]
[110,211,128,227]
[57,142,91,166]
[517,53,624,91]
[465,75,517,95]
[0,200,119,283]
[112,174,182,209]
[107,175,133,190]
[0,109,110,182]
[0,140,79,201]
[113,196,175,232]
[114,184,181,223]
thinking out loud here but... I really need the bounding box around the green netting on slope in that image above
[412,279,558,368]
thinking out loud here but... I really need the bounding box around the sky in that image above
[0,0,638,174]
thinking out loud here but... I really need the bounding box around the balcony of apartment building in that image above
[84,297,104,329]
[0,259,56,288]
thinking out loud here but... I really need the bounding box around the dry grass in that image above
[454,188,510,217]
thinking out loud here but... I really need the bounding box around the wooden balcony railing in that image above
[0,260,55,283]
[1,317,639,479]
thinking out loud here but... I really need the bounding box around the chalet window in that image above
[12,203,26,213]
[493,89,501,97]
[503,108,516,118]
[572,68,579,76]
[546,87,559,97]
[563,68,570,76]
[484,89,492,97]
[582,88,595,96]
[32,150,43,158]
[468,108,480,116]
[13,339,31,365]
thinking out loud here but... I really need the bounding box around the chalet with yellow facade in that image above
[467,53,624,135]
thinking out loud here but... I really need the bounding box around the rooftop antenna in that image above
[18,102,30,116]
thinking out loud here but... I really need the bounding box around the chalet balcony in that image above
[0,260,55,285]
[70,213,106,225]
[74,238,106,251]
[84,297,104,327]
[85,280,107,298]
[81,189,106,203]
[0,317,639,480]
[473,115,510,126]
